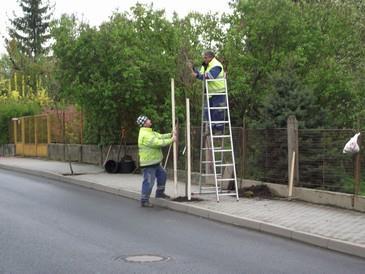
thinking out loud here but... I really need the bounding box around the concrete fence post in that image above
[34,117,38,156]
[21,117,25,157]
[287,115,299,186]
[13,119,17,144]
[47,115,51,144]
[354,134,361,196]
[240,122,247,189]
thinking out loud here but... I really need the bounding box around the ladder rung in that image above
[212,135,231,138]
[205,78,226,82]
[217,178,235,181]
[202,120,229,123]
[204,106,228,110]
[218,193,237,196]
[215,163,234,167]
[202,121,229,124]
[202,160,222,164]
[201,186,220,189]
[210,121,229,124]
[206,92,227,96]
[193,191,236,196]
[201,174,222,177]
[193,191,219,195]
[201,147,223,150]
[214,149,232,153]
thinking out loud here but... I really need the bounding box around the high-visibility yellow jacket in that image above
[138,127,172,167]
[199,57,225,92]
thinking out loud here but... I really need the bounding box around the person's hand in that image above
[172,129,178,142]
[191,71,197,78]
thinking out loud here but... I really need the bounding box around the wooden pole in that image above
[14,73,17,93]
[21,117,25,156]
[103,145,112,167]
[186,98,191,200]
[22,75,25,97]
[353,134,361,207]
[34,117,38,156]
[171,78,178,197]
[287,115,299,185]
[288,151,295,200]
[80,111,84,144]
[163,144,172,169]
[240,117,246,190]
[47,115,51,144]
[13,120,17,144]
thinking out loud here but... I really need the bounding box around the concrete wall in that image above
[48,144,139,166]
[0,144,15,156]
[48,144,66,161]
[239,179,365,213]
[101,144,139,166]
[81,145,102,165]
[293,186,365,212]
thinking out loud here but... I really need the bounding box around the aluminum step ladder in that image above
[197,78,239,202]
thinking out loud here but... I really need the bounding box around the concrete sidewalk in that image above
[0,157,364,259]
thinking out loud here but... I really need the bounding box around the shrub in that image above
[0,99,41,144]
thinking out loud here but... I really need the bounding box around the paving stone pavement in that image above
[195,197,365,246]
[0,157,364,259]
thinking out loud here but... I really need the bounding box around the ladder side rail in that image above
[219,85,229,191]
[214,87,227,192]
[224,78,240,201]
[198,79,206,194]
[207,78,228,195]
[205,79,220,202]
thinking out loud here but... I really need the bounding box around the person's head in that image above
[136,115,152,128]
[203,50,215,65]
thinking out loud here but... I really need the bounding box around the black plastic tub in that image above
[104,160,119,173]
[119,158,136,173]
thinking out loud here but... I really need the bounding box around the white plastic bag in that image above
[343,132,360,154]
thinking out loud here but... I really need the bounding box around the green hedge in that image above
[0,100,41,144]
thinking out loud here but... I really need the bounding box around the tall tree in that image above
[224,0,365,128]
[6,0,54,96]
[8,0,53,59]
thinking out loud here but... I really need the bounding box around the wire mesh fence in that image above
[164,126,363,195]
[47,111,83,144]
[242,128,288,184]
[298,129,359,194]
[165,127,288,182]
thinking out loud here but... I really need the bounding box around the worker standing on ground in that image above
[136,115,176,207]
[190,50,226,134]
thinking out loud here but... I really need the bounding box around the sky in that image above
[0,0,232,55]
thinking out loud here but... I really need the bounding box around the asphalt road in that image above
[0,169,364,274]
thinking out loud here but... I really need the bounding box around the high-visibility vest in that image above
[138,127,172,167]
[199,57,225,92]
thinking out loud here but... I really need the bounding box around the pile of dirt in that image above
[172,196,204,202]
[238,184,274,199]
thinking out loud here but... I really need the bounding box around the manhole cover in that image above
[116,255,170,263]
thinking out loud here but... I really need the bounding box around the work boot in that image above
[141,201,153,208]
[156,193,170,199]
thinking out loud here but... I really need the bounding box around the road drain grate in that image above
[114,254,170,263]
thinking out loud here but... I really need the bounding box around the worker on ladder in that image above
[189,50,226,134]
